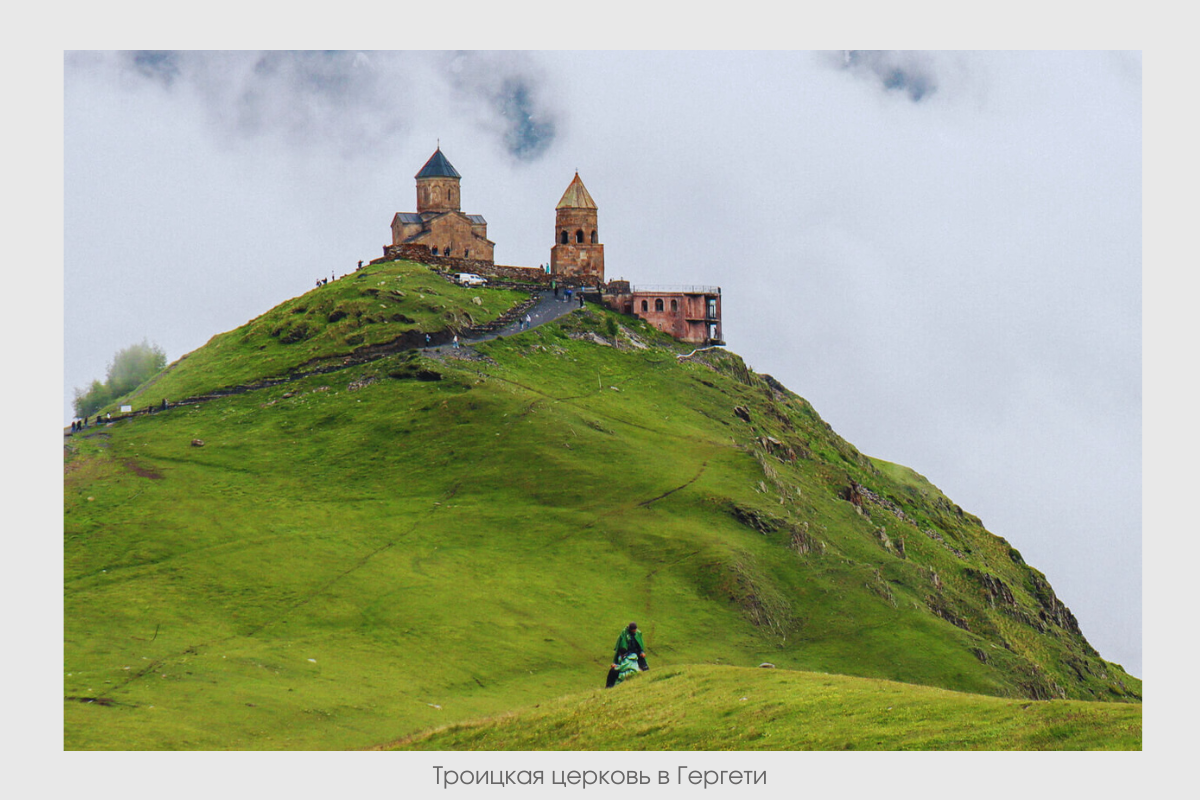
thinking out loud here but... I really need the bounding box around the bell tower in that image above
[550,172,604,283]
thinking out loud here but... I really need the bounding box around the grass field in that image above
[387,665,1142,751]
[64,259,1140,750]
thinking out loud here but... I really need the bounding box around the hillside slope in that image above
[386,665,1141,751]
[63,259,1139,750]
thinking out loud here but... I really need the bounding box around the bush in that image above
[72,340,167,416]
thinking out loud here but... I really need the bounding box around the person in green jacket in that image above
[605,622,648,688]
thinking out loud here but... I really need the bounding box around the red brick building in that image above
[390,148,495,262]
[603,282,724,346]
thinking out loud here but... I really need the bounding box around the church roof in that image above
[415,148,461,179]
[556,172,596,209]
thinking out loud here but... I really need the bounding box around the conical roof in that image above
[556,172,596,209]
[415,148,461,179]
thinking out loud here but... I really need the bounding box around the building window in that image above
[671,299,678,312]
[590,230,598,244]
[641,300,648,312]
[464,249,470,259]
[560,230,569,245]
[575,229,585,243]
[655,298,664,312]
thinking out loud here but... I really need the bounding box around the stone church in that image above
[389,148,495,261]
[381,148,722,347]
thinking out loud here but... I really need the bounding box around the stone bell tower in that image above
[550,172,605,283]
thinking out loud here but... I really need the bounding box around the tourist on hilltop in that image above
[605,622,648,688]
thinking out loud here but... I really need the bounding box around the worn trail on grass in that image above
[83,486,460,704]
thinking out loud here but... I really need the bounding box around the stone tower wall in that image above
[417,177,462,214]
[551,207,604,282]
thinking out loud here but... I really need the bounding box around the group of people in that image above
[550,283,592,308]
[69,411,114,432]
[68,399,171,433]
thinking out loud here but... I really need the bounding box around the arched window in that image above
[655,298,664,312]
[641,300,648,312]
[671,299,678,312]
[590,230,598,244]
[560,230,569,245]
[464,249,470,259]
[575,229,585,243]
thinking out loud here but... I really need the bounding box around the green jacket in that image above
[613,651,641,685]
[613,629,645,663]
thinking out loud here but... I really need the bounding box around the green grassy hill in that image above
[385,665,1141,751]
[63,259,1140,750]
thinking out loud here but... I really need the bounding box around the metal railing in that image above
[629,284,721,295]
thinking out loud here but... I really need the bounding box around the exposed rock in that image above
[838,481,865,507]
[758,662,776,669]
[967,569,1017,608]
[733,405,752,423]
[728,503,782,534]
[191,439,204,447]
[757,435,798,463]
[926,595,971,631]
[788,522,825,555]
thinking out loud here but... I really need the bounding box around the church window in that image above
[671,299,678,312]
[576,229,585,243]
[590,230,598,244]
[655,298,664,312]
[464,249,470,258]
[641,300,648,312]
[560,230,569,245]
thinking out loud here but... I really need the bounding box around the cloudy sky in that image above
[63,50,1141,677]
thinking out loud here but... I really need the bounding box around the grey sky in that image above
[63,50,1142,676]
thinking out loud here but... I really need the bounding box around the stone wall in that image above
[377,243,496,272]
[374,244,616,288]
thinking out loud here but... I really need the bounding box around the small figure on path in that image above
[452,334,459,349]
